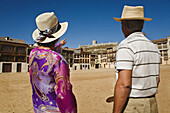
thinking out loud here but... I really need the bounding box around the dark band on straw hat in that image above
[35,22,61,42]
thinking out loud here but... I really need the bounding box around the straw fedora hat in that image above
[113,5,152,22]
[32,12,68,43]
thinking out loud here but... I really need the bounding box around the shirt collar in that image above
[126,32,144,40]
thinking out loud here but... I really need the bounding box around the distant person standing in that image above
[112,6,161,113]
[29,12,77,113]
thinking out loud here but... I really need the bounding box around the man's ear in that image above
[121,22,127,37]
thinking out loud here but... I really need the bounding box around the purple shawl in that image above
[29,46,77,113]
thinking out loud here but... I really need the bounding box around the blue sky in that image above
[0,0,170,48]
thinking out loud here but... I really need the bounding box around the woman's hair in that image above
[122,20,144,32]
[37,38,59,47]
[37,41,54,47]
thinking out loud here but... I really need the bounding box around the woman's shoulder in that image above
[30,47,62,61]
[39,48,62,61]
[29,47,38,57]
[51,51,62,61]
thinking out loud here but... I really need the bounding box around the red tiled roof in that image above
[0,36,27,45]
[152,38,167,43]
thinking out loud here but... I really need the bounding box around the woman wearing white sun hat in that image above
[29,12,77,113]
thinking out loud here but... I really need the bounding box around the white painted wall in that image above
[167,36,170,64]
[0,63,2,73]
[0,62,28,73]
[22,63,27,72]
[12,63,17,72]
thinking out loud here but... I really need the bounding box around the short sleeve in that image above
[116,43,134,70]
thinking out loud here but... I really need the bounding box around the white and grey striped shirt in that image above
[115,32,161,97]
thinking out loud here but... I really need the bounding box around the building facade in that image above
[106,45,117,68]
[60,47,74,71]
[0,36,28,73]
[98,50,107,68]
[90,54,97,69]
[79,40,118,54]
[73,49,91,70]
[152,36,170,64]
[80,40,118,69]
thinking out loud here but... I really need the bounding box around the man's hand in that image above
[60,39,67,46]
[113,70,132,113]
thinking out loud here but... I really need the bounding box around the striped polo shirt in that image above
[115,32,161,97]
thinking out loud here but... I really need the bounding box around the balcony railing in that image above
[163,45,167,49]
[158,46,162,49]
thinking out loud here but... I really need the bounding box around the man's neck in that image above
[125,30,141,38]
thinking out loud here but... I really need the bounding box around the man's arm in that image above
[113,70,132,113]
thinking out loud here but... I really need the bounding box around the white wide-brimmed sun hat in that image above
[113,5,152,22]
[32,12,68,43]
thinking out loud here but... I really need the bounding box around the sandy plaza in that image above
[0,65,169,113]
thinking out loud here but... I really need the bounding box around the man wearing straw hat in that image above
[112,5,160,113]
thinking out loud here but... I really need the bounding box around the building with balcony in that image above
[79,40,118,68]
[0,36,28,73]
[60,47,74,70]
[90,54,97,69]
[73,48,90,70]
[97,50,107,68]
[106,45,118,68]
[152,36,170,64]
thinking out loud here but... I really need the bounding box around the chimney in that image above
[92,40,97,45]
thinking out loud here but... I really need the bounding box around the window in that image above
[80,59,83,63]
[1,44,14,52]
[0,55,14,62]
[74,59,80,63]
[85,59,89,63]
[163,50,168,57]
[158,45,162,49]
[91,59,95,61]
[16,56,26,62]
[85,54,89,58]
[16,46,26,54]
[74,54,80,58]
[91,55,95,57]
[163,44,167,49]
[70,59,73,63]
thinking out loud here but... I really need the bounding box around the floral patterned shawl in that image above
[29,44,77,113]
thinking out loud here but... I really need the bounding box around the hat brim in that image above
[113,17,152,22]
[32,22,68,43]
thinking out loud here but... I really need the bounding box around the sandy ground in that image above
[0,65,170,113]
